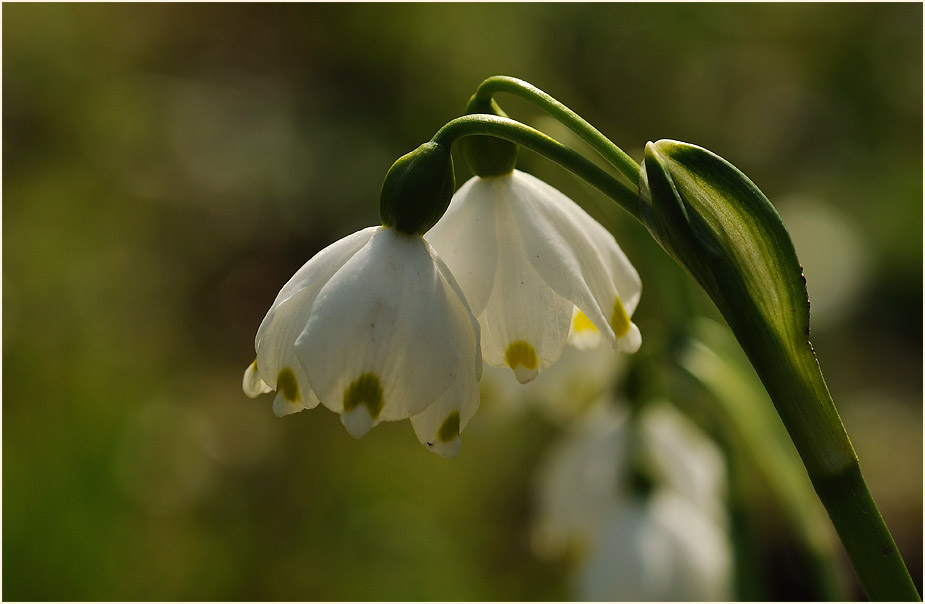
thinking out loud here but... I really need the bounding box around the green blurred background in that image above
[3,3,921,600]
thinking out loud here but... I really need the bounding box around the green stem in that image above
[432,114,641,220]
[815,461,919,600]
[473,75,641,185]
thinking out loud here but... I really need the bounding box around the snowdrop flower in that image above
[427,170,641,384]
[533,399,732,600]
[533,399,728,557]
[578,490,733,601]
[243,225,481,458]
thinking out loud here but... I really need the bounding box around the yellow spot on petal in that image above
[277,368,300,402]
[343,372,384,420]
[609,297,631,338]
[437,411,460,443]
[572,310,599,333]
[505,340,538,371]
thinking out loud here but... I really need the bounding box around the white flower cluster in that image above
[244,170,641,457]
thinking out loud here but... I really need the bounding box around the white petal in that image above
[619,322,642,354]
[254,287,321,410]
[506,170,641,347]
[341,403,375,439]
[431,244,483,384]
[296,228,458,425]
[242,359,273,398]
[410,250,481,458]
[249,229,379,412]
[426,176,499,315]
[272,390,305,417]
[567,307,604,350]
[255,226,377,347]
[478,194,572,382]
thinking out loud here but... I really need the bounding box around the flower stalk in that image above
[431,114,641,220]
[472,75,640,185]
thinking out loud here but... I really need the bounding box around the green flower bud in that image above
[379,142,455,236]
[458,95,518,177]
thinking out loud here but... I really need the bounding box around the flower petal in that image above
[295,228,459,427]
[426,176,499,315]
[255,226,377,348]
[567,307,604,350]
[254,286,321,410]
[478,196,573,383]
[506,170,641,349]
[409,251,481,457]
[242,359,273,398]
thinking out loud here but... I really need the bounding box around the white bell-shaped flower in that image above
[578,490,733,601]
[243,226,481,458]
[427,170,641,384]
[532,400,729,557]
[533,399,733,600]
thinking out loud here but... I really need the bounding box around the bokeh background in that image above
[3,3,922,601]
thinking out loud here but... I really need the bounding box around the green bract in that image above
[457,95,518,177]
[379,141,456,235]
[638,139,851,474]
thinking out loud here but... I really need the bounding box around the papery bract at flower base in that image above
[427,170,641,384]
[243,226,481,458]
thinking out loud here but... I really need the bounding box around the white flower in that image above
[243,226,481,458]
[577,490,733,602]
[532,400,728,557]
[427,170,641,384]
[532,400,733,601]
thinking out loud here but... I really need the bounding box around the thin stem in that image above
[433,114,641,220]
[474,75,641,185]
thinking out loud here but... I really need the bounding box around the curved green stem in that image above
[433,114,641,220]
[474,75,641,185]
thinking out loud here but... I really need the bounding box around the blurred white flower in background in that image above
[577,489,732,601]
[428,170,641,384]
[533,399,732,601]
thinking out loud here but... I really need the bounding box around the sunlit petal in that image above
[296,228,459,425]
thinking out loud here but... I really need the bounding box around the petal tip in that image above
[272,391,304,417]
[243,360,272,398]
[512,365,540,384]
[425,436,462,459]
[505,340,539,383]
[617,323,642,354]
[341,404,375,439]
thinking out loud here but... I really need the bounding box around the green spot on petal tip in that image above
[277,367,300,402]
[343,372,384,420]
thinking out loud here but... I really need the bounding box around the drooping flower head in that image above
[244,143,481,457]
[427,169,641,383]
